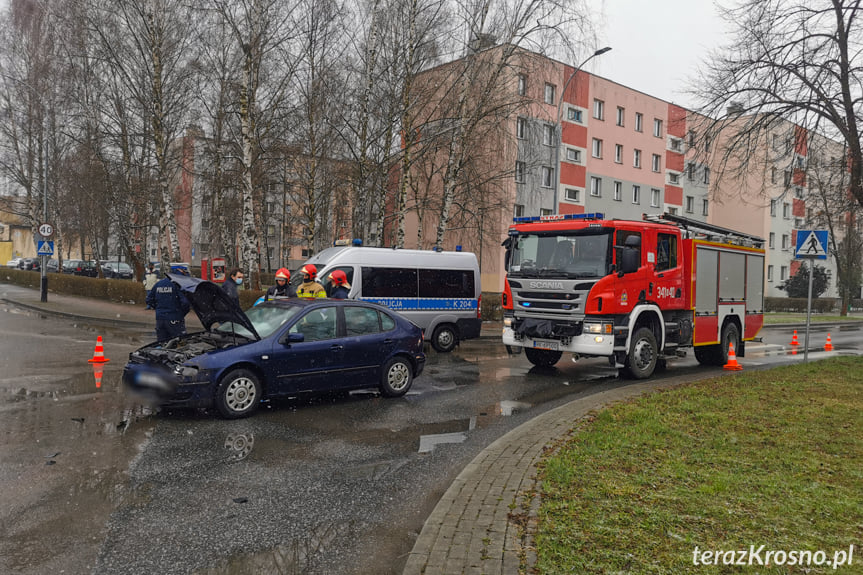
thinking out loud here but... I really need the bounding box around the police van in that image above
[292,246,482,352]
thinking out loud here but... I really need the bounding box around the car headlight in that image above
[503,317,513,328]
[173,364,200,378]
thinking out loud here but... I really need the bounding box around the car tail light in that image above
[477,294,482,319]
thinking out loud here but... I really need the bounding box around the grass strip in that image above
[535,357,863,574]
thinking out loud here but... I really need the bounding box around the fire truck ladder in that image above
[643,212,765,248]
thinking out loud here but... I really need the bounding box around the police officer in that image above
[327,270,350,299]
[146,269,191,342]
[265,268,295,301]
[296,264,326,298]
[143,263,159,309]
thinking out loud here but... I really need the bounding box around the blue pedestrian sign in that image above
[795,230,828,260]
[37,241,54,256]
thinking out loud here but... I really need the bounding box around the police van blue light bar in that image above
[512,212,605,224]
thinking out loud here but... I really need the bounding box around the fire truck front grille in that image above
[518,291,579,300]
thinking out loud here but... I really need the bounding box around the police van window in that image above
[419,269,475,298]
[361,267,418,298]
[615,230,642,266]
[655,233,678,271]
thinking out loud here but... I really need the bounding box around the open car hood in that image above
[168,273,260,340]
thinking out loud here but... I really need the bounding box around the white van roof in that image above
[305,246,478,269]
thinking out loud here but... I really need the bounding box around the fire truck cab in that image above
[501,212,765,379]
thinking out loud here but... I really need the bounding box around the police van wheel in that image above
[431,325,458,353]
[524,347,562,367]
[216,369,262,419]
[380,357,413,397]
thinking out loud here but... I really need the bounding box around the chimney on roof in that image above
[468,33,497,54]
[727,102,745,116]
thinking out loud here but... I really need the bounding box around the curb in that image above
[0,297,152,329]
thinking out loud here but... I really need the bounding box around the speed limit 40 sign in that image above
[38,223,54,238]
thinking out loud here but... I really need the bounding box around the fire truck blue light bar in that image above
[512,212,605,224]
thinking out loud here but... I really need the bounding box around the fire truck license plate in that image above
[532,340,559,351]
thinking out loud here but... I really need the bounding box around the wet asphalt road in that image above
[1,302,860,574]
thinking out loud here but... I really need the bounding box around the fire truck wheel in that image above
[524,347,562,367]
[624,327,658,379]
[720,323,741,365]
[694,345,719,365]
[431,324,458,353]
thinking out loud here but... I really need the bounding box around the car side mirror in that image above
[282,332,304,345]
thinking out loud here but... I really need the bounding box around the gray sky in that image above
[586,0,732,109]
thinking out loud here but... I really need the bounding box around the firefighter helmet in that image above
[329,269,349,286]
[300,264,317,279]
[275,267,290,281]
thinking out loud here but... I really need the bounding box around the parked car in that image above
[123,274,426,418]
[6,257,22,268]
[46,259,60,273]
[18,258,40,271]
[62,259,99,277]
[99,260,134,279]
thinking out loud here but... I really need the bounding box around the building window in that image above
[543,124,554,146]
[670,138,682,152]
[590,177,602,197]
[652,154,661,172]
[783,202,790,218]
[769,232,775,248]
[616,106,624,126]
[771,166,777,184]
[613,181,622,201]
[782,234,789,249]
[633,148,641,168]
[593,99,604,120]
[514,204,525,218]
[517,74,526,96]
[615,144,623,163]
[635,112,643,132]
[566,148,581,162]
[688,129,696,147]
[781,266,788,280]
[516,117,526,139]
[703,167,710,184]
[592,138,603,158]
[795,186,803,199]
[651,188,661,207]
[668,207,678,215]
[654,118,663,137]
[267,224,276,237]
[567,107,582,123]
[565,188,580,202]
[632,185,641,204]
[702,199,709,216]
[685,196,694,213]
[544,83,555,104]
[541,166,554,188]
[669,172,680,185]
[770,199,777,216]
[784,170,792,187]
[767,265,774,282]
[540,208,553,217]
[515,161,525,183]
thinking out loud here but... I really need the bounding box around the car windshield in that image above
[214,303,302,339]
[508,231,612,279]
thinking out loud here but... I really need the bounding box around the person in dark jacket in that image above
[222,267,244,308]
[146,272,191,342]
[327,269,351,299]
[265,267,295,301]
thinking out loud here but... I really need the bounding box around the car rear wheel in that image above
[430,324,458,353]
[380,357,413,397]
[216,369,262,419]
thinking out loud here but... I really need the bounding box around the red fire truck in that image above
[501,212,765,378]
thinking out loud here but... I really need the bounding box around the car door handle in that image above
[330,344,344,351]
[383,338,394,344]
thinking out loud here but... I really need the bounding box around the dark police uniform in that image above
[330,285,350,299]
[147,276,191,342]
[265,282,295,301]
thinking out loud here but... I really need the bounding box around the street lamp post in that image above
[554,47,611,212]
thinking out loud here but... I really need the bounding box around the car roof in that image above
[262,298,398,315]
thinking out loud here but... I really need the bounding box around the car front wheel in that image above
[380,357,413,397]
[216,369,262,419]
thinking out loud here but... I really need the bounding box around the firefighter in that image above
[265,267,295,301]
[296,264,326,298]
[328,270,351,299]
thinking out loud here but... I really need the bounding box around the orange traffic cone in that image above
[87,336,110,363]
[825,333,834,351]
[724,341,743,371]
[92,363,103,389]
[790,330,799,346]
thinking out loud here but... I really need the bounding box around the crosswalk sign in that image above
[37,240,54,256]
[795,230,828,259]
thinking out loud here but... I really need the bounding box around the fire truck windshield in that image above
[508,232,612,278]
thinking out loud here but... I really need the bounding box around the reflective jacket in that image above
[297,280,326,298]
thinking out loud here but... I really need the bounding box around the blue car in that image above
[123,274,426,418]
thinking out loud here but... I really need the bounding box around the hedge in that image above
[764,296,839,313]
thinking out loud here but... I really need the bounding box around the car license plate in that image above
[533,339,559,351]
